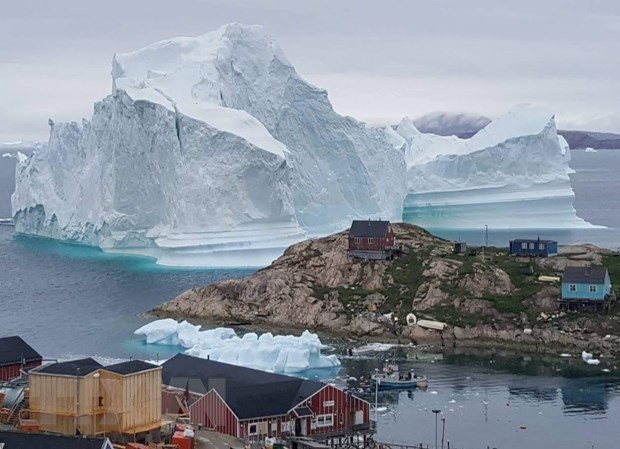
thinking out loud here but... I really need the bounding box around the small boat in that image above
[370,363,428,390]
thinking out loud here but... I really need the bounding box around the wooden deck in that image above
[559,291,617,313]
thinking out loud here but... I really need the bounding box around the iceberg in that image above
[134,318,340,373]
[11,24,593,267]
[397,105,594,229]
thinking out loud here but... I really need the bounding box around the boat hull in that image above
[371,378,427,390]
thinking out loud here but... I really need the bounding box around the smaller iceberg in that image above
[585,147,597,153]
[134,318,340,373]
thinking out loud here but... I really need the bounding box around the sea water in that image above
[1,150,620,448]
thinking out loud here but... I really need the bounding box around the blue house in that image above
[509,238,558,257]
[561,266,613,311]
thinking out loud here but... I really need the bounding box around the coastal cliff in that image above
[153,223,620,356]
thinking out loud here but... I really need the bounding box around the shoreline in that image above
[148,309,620,362]
[150,223,620,360]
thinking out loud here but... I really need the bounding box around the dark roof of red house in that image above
[349,220,390,238]
[0,431,110,449]
[563,266,608,284]
[162,354,325,420]
[0,336,42,367]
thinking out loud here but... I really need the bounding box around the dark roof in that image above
[103,360,160,375]
[563,266,608,284]
[294,406,313,417]
[0,431,109,449]
[510,238,556,244]
[349,220,390,238]
[0,336,42,367]
[162,354,324,420]
[36,358,102,376]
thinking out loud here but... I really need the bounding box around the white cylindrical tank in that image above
[406,313,417,326]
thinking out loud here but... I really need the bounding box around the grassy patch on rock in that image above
[382,249,430,318]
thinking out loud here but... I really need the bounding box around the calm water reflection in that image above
[337,347,620,449]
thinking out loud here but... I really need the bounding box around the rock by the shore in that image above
[153,223,620,356]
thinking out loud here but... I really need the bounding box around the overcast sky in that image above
[1,0,618,141]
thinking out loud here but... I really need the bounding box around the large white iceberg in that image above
[396,106,594,229]
[134,318,340,373]
[11,24,593,267]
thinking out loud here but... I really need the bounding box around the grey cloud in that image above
[0,0,618,141]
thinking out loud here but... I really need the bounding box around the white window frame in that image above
[539,243,545,250]
[368,238,375,244]
[590,285,597,292]
[521,242,527,249]
[354,237,360,244]
[529,242,535,249]
[249,424,258,435]
[569,284,576,292]
[314,414,333,428]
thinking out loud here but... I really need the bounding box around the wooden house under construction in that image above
[27,358,162,438]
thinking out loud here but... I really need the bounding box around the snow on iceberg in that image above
[12,24,593,267]
[134,318,340,373]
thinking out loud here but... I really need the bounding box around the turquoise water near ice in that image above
[0,227,253,361]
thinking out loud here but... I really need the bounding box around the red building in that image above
[0,336,42,381]
[348,220,395,261]
[161,355,372,442]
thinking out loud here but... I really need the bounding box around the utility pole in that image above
[75,367,81,435]
[374,373,379,422]
[432,410,440,449]
[441,418,446,449]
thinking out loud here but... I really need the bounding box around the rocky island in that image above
[153,223,620,357]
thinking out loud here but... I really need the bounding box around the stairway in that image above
[7,397,28,426]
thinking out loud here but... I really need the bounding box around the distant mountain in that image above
[413,112,491,138]
[413,112,620,149]
[0,141,43,152]
[556,130,620,150]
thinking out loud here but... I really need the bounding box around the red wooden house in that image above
[0,336,42,381]
[348,220,395,261]
[161,355,372,442]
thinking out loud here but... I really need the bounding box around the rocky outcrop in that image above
[154,223,620,356]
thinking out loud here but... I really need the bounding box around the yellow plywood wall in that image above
[29,371,99,434]
[28,367,162,436]
[120,368,162,432]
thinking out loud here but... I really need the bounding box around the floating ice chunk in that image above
[586,358,600,365]
[585,147,597,153]
[430,391,438,395]
[375,406,388,413]
[602,368,611,373]
[560,353,571,357]
[134,319,340,373]
[448,399,456,403]
[581,351,593,361]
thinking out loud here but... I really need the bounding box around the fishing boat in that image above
[370,363,428,390]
